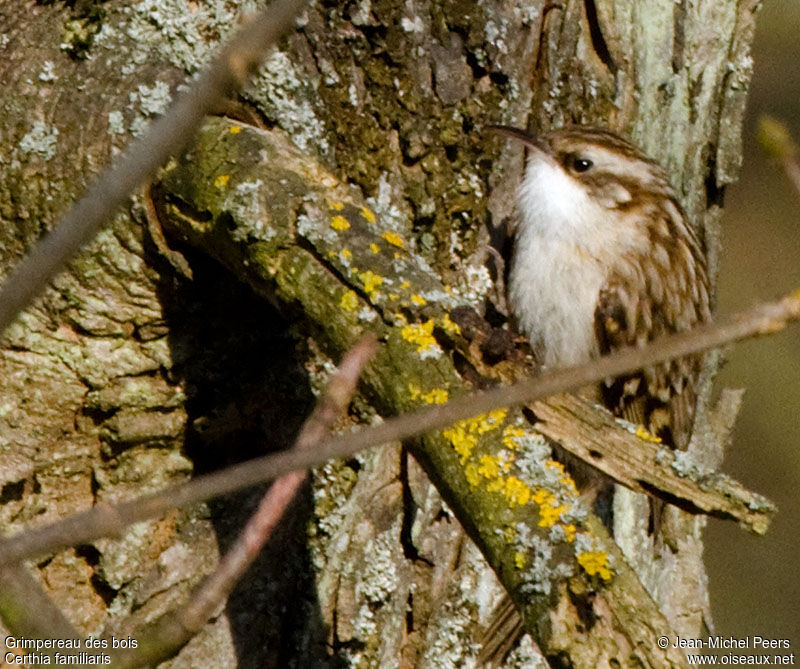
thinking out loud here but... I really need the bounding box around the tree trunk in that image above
[0,0,759,667]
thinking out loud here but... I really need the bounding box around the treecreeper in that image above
[479,125,712,664]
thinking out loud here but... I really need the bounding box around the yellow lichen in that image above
[532,489,550,506]
[514,551,527,569]
[214,174,230,188]
[577,550,613,580]
[483,409,508,430]
[331,215,350,231]
[360,206,376,223]
[340,248,352,260]
[635,425,662,443]
[464,462,481,487]
[531,488,568,527]
[331,201,345,210]
[546,460,566,475]
[382,231,405,248]
[440,313,461,335]
[370,242,380,254]
[538,500,568,528]
[486,477,504,493]
[560,475,579,497]
[503,476,532,507]
[408,383,449,405]
[410,294,427,306]
[400,280,411,289]
[444,410,508,471]
[358,270,384,298]
[477,454,500,479]
[561,524,577,542]
[443,422,478,463]
[502,424,526,450]
[229,125,242,134]
[401,320,438,354]
[340,290,359,312]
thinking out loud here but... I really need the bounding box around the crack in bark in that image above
[584,0,617,74]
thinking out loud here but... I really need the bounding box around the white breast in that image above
[510,234,606,367]
[509,154,611,367]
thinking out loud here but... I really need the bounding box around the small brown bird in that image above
[479,125,712,664]
[497,123,711,452]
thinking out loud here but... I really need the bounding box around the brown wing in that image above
[594,228,710,450]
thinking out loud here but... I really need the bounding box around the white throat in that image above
[509,155,610,367]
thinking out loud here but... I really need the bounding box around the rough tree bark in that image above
[0,0,760,667]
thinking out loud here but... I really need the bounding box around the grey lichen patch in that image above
[514,529,556,596]
[309,459,360,561]
[118,0,243,73]
[671,449,711,478]
[510,429,562,489]
[95,510,222,654]
[107,110,126,135]
[221,179,282,244]
[131,81,172,117]
[366,172,413,235]
[420,541,495,667]
[420,597,477,668]
[349,523,404,643]
[245,50,330,158]
[506,635,550,669]
[447,262,494,307]
[127,80,174,136]
[93,519,161,590]
[356,526,401,605]
[93,510,212,602]
[18,121,60,161]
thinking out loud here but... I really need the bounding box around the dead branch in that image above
[533,393,775,534]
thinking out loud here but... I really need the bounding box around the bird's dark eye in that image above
[568,155,594,173]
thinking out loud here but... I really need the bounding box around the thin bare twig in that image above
[106,336,377,668]
[0,290,798,566]
[0,0,307,335]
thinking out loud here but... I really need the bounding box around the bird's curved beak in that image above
[485,125,545,152]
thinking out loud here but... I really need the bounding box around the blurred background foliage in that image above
[708,0,800,644]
